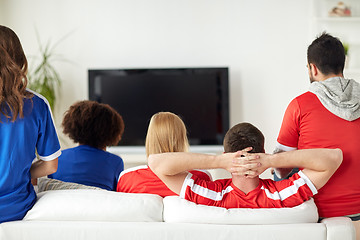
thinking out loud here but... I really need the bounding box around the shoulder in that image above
[25,89,53,117]
[294,91,319,105]
[103,151,124,168]
[283,92,319,120]
[189,169,212,181]
[27,89,51,107]
[119,165,149,179]
[287,92,315,108]
[183,173,230,190]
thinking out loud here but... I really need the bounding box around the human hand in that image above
[216,147,255,173]
[227,148,263,177]
[230,151,273,178]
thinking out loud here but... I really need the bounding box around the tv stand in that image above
[107,145,222,169]
[107,145,229,180]
[107,145,223,155]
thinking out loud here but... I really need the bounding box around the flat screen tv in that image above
[88,67,229,147]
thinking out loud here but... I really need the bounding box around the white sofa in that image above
[0,189,355,240]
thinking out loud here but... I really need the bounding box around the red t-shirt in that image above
[180,171,316,208]
[277,91,360,217]
[117,165,212,198]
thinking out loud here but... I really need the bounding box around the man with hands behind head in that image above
[148,122,342,209]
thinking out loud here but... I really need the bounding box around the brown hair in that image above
[0,25,32,122]
[62,100,125,149]
[307,32,345,75]
[223,122,265,153]
[145,112,189,157]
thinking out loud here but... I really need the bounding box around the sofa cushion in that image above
[24,189,163,222]
[163,196,318,224]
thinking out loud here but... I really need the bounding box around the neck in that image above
[231,174,260,194]
[318,73,344,81]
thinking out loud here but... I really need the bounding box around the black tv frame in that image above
[88,67,229,148]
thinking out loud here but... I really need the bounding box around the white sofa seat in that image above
[0,189,355,240]
[1,220,353,240]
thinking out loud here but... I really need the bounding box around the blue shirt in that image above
[0,90,61,223]
[49,145,124,191]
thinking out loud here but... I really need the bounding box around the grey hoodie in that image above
[309,77,360,121]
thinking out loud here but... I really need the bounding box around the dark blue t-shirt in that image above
[0,90,61,223]
[49,145,124,191]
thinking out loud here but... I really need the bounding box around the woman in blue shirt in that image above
[0,25,61,223]
[49,100,125,191]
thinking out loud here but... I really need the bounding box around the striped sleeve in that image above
[268,171,317,207]
[180,173,233,207]
[29,90,61,161]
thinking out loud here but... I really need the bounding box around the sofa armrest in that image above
[321,217,355,240]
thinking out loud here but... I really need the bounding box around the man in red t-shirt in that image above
[275,33,360,223]
[275,33,360,238]
[148,122,342,209]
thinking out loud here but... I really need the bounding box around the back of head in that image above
[307,32,345,75]
[145,112,189,157]
[62,100,124,149]
[0,25,31,121]
[223,122,265,153]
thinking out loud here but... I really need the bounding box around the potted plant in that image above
[27,31,71,112]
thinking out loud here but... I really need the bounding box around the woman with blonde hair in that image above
[117,112,211,197]
[145,112,189,157]
[0,25,61,223]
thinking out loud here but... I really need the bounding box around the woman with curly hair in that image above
[0,25,61,223]
[49,100,125,191]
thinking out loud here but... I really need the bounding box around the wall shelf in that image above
[315,17,360,22]
[312,0,360,75]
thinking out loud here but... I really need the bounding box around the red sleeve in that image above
[277,98,301,149]
[180,173,230,207]
[274,171,317,207]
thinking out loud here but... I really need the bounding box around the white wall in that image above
[1,0,312,154]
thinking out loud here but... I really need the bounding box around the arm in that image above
[148,150,251,194]
[235,148,342,190]
[272,147,294,179]
[30,158,58,179]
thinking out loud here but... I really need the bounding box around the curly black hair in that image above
[62,100,124,149]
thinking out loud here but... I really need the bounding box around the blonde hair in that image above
[145,112,189,157]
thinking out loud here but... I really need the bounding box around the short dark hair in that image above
[62,100,124,149]
[223,122,265,153]
[307,32,345,75]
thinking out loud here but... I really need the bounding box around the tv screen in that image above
[88,67,229,146]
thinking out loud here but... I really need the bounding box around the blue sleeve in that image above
[36,98,61,161]
[113,155,124,190]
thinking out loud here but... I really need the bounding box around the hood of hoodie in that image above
[309,77,360,121]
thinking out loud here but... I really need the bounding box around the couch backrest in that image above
[163,196,319,224]
[24,189,318,224]
[24,189,163,222]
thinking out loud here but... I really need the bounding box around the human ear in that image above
[309,63,318,76]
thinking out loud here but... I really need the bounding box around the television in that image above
[88,67,229,148]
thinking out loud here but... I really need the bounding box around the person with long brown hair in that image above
[0,25,61,223]
[117,112,211,197]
